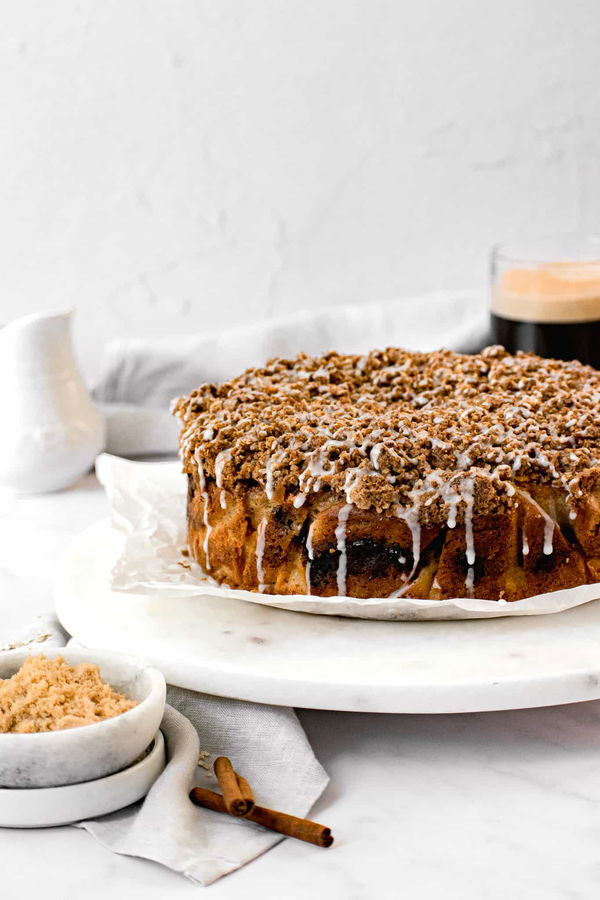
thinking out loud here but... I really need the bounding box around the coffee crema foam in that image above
[492,263,600,323]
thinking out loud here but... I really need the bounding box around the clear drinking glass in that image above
[490,233,600,367]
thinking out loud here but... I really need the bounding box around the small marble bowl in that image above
[0,647,166,788]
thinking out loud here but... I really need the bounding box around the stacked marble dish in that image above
[0,648,166,827]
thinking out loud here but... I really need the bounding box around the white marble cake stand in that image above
[54,519,600,714]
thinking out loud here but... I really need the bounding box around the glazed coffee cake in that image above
[172,346,600,602]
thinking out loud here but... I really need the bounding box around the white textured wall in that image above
[1,1,599,380]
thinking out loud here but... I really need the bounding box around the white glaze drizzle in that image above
[388,504,422,598]
[194,449,212,570]
[389,470,480,596]
[370,442,385,471]
[343,468,362,503]
[214,447,232,510]
[334,504,353,596]
[543,515,555,555]
[445,488,461,529]
[214,448,232,488]
[255,517,268,592]
[305,521,315,595]
[465,566,475,597]
[520,490,556,556]
[265,450,285,501]
[462,477,476,567]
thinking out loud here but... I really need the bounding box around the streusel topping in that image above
[172,346,600,521]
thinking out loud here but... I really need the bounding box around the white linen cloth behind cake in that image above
[0,619,329,885]
[93,291,489,457]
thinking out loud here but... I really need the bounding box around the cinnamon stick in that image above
[236,774,255,808]
[248,804,333,848]
[189,787,333,848]
[213,757,253,816]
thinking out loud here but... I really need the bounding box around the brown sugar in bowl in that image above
[0,648,166,788]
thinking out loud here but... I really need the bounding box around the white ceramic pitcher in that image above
[0,310,105,492]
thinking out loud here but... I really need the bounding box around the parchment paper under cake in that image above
[96,455,600,621]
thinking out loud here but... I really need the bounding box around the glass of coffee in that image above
[490,233,600,368]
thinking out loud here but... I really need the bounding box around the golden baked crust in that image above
[173,346,600,601]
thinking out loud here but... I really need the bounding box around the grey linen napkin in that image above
[1,621,329,885]
[78,692,329,885]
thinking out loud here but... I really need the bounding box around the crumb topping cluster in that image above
[172,346,600,520]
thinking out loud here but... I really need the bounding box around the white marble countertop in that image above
[2,475,600,899]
